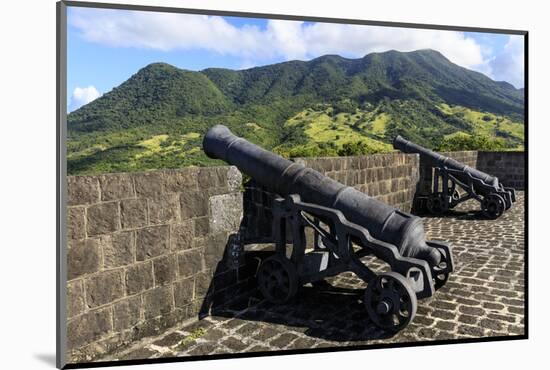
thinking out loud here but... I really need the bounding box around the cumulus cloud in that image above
[69,85,101,112]
[486,36,524,88]
[69,9,268,59]
[262,20,486,69]
[69,8,524,87]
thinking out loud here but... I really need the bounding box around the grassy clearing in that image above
[437,104,524,145]
[67,144,108,160]
[136,134,169,158]
[182,132,201,139]
[370,113,390,136]
[135,132,201,160]
[280,108,392,154]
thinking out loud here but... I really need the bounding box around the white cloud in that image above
[69,9,268,59]
[262,20,485,69]
[69,8,523,87]
[486,36,524,88]
[69,85,101,112]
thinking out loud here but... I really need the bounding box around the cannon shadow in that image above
[197,231,397,344]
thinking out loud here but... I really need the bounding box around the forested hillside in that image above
[68,49,524,174]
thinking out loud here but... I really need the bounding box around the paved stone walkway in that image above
[104,192,525,361]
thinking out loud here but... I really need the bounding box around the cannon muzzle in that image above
[204,125,441,266]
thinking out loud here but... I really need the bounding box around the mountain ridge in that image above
[67,49,524,175]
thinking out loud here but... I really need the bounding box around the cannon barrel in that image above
[203,125,441,266]
[393,135,499,188]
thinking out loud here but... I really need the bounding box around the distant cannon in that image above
[393,135,516,219]
[203,125,453,332]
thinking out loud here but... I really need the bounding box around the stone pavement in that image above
[103,192,525,361]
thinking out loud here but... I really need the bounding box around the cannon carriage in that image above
[393,136,516,219]
[203,125,454,332]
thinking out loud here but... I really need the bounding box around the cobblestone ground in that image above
[105,192,525,361]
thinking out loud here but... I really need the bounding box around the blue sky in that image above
[67,6,525,111]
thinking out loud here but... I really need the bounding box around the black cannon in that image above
[393,135,516,219]
[203,125,453,332]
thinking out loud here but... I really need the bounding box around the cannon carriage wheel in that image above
[257,255,299,304]
[426,193,449,215]
[364,272,418,331]
[481,193,505,219]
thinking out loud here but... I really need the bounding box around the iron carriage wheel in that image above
[257,255,299,304]
[364,272,417,332]
[481,193,505,219]
[426,193,449,215]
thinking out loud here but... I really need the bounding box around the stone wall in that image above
[65,167,256,363]
[244,153,420,242]
[477,151,525,189]
[65,150,524,362]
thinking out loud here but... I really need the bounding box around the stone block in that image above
[143,286,173,319]
[164,168,198,192]
[113,295,141,331]
[87,202,120,236]
[194,217,210,237]
[203,233,228,267]
[198,168,224,188]
[180,191,208,219]
[68,238,101,280]
[67,207,86,240]
[226,166,242,191]
[67,280,85,318]
[136,225,170,261]
[194,271,213,298]
[348,170,357,185]
[68,176,100,206]
[103,231,135,268]
[125,261,154,295]
[216,167,230,186]
[148,193,181,225]
[365,168,374,183]
[178,250,203,278]
[120,199,148,229]
[67,308,112,350]
[85,269,124,308]
[153,254,178,286]
[133,171,165,198]
[350,156,361,170]
[99,174,134,201]
[174,277,194,307]
[170,221,194,251]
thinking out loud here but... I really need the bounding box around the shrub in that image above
[338,141,376,156]
[436,133,507,151]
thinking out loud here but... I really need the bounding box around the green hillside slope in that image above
[67,49,524,175]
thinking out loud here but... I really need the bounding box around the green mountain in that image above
[67,49,524,175]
